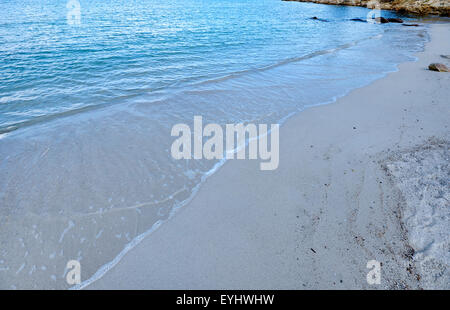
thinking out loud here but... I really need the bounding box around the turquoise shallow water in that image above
[0,0,429,289]
[0,0,425,132]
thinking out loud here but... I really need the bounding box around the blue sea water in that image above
[0,0,425,132]
[0,0,428,289]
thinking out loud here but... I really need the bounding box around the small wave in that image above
[188,34,383,87]
[0,34,383,136]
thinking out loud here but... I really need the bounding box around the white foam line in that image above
[59,220,74,243]
[16,263,25,275]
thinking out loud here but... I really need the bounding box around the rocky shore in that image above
[283,0,450,17]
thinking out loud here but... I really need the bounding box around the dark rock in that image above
[374,17,389,23]
[402,23,419,27]
[350,18,366,22]
[387,18,403,23]
[428,63,449,72]
[310,16,328,22]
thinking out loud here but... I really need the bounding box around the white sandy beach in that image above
[86,24,449,290]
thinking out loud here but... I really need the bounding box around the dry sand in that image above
[383,139,449,289]
[87,23,450,289]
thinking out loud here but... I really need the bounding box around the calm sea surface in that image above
[0,0,425,132]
